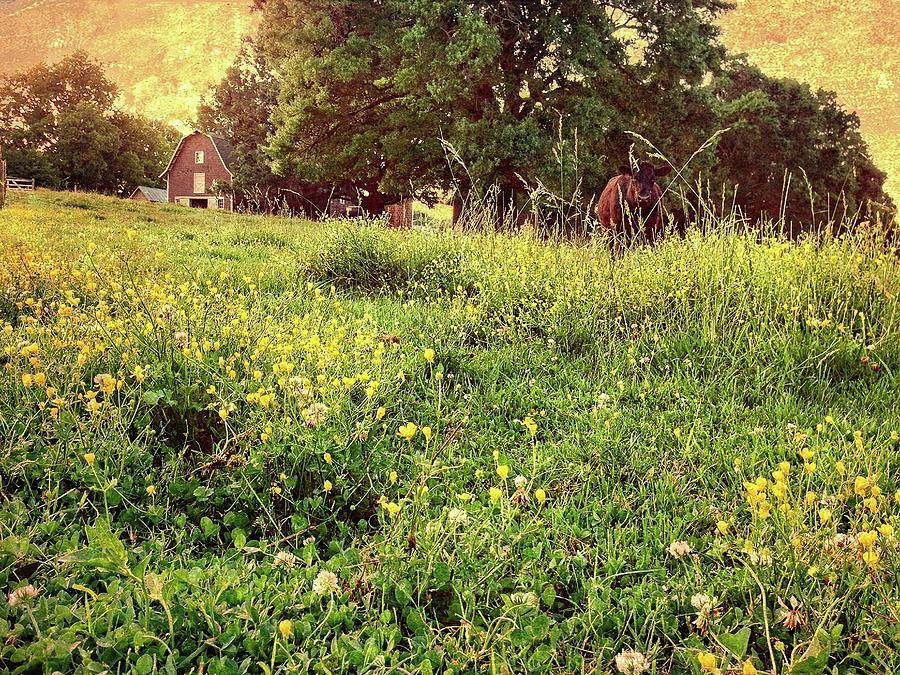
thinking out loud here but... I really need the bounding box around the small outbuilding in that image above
[160,131,235,211]
[129,186,167,203]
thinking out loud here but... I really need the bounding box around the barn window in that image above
[193,173,205,194]
[195,151,204,164]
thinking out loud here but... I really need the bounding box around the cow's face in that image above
[619,161,672,204]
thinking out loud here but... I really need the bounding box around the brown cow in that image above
[597,160,672,250]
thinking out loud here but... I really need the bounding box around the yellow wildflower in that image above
[323,480,333,493]
[496,464,510,480]
[857,530,877,549]
[862,550,880,566]
[278,619,293,639]
[522,416,537,436]
[698,652,719,674]
[146,485,156,496]
[535,488,547,505]
[397,422,417,441]
[422,426,432,442]
[83,452,95,465]
[423,348,435,364]
[489,487,502,503]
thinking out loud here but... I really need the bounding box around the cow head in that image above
[619,161,672,205]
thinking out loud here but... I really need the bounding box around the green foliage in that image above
[0,52,178,194]
[257,0,731,214]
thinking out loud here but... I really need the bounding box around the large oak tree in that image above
[255,0,733,219]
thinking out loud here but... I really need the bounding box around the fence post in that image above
[0,146,7,210]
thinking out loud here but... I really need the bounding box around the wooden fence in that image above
[6,177,35,191]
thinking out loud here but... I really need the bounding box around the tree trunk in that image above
[0,147,6,210]
[361,191,399,217]
[495,184,519,231]
[452,191,465,227]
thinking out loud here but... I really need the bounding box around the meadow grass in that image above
[0,190,898,674]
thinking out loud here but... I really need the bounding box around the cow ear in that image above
[654,164,672,178]
[618,164,632,176]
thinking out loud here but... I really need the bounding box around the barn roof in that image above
[159,130,235,179]
[208,134,235,171]
[131,186,167,202]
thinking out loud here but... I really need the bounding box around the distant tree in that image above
[54,102,122,192]
[711,59,894,232]
[197,43,280,189]
[198,42,349,216]
[254,0,733,220]
[0,51,177,194]
[0,51,117,151]
[113,113,181,190]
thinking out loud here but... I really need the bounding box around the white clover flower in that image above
[667,540,693,558]
[447,508,469,526]
[614,649,650,674]
[514,475,528,489]
[273,551,298,569]
[7,584,38,607]
[312,570,340,596]
[690,593,717,613]
[748,549,773,566]
[304,402,329,427]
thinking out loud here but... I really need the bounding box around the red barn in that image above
[160,131,235,211]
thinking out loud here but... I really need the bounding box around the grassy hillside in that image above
[1,191,898,672]
[0,0,254,128]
